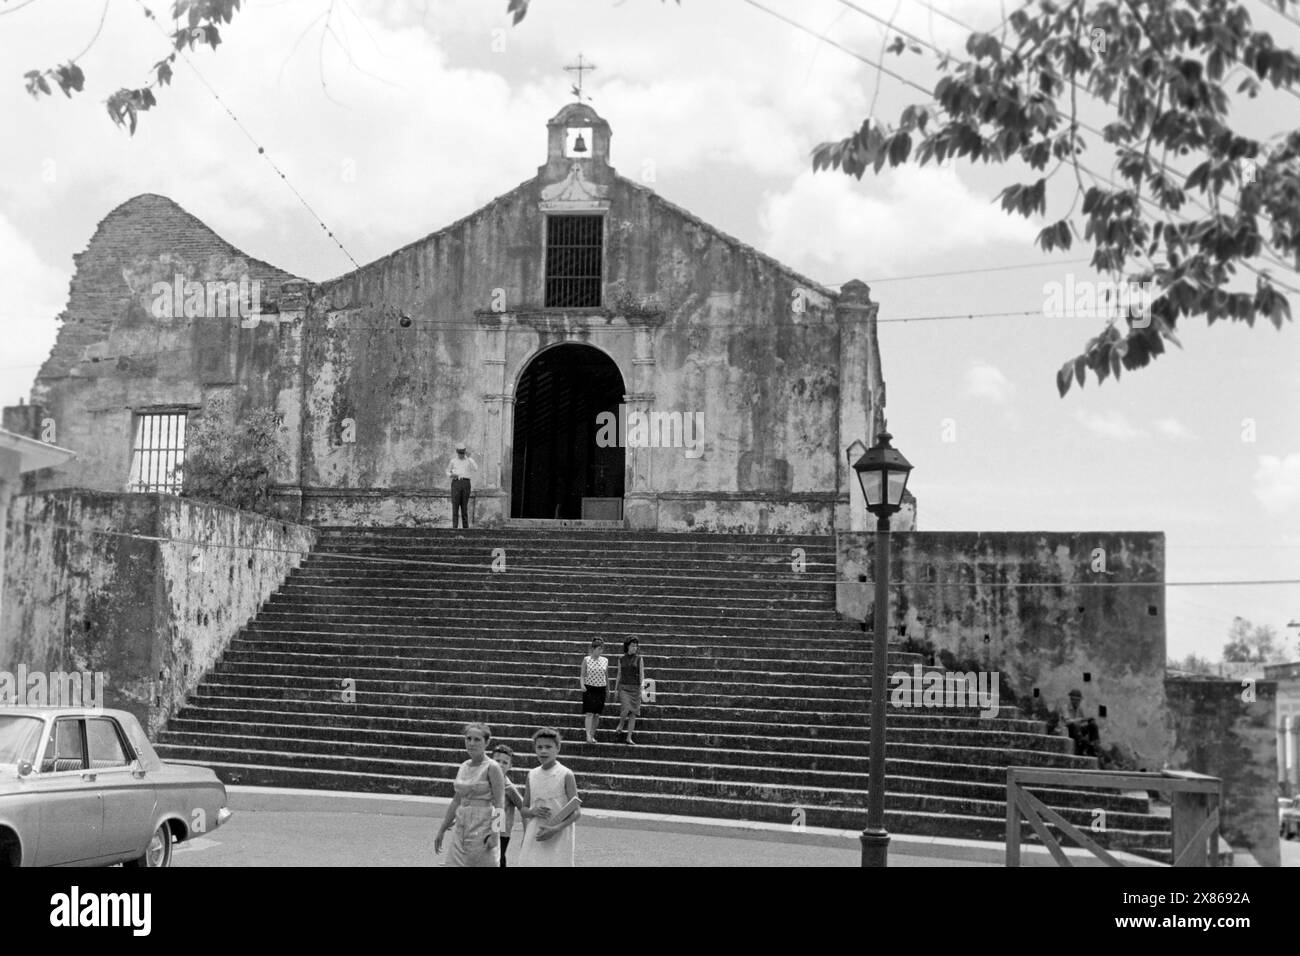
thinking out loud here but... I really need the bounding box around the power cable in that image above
[753,0,1300,296]
[131,0,362,271]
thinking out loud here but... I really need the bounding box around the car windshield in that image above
[0,716,45,764]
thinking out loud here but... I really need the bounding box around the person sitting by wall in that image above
[1063,688,1100,757]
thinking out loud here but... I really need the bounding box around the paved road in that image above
[1281,834,1300,867]
[172,788,1289,868]
[173,808,887,867]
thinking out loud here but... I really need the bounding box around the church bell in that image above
[572,132,588,153]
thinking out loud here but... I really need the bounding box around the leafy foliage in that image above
[178,408,287,518]
[1166,652,1217,674]
[811,0,1300,395]
[24,62,84,98]
[506,0,678,26]
[24,0,240,134]
[1222,615,1288,663]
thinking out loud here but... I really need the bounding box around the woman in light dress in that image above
[517,727,580,867]
[434,721,506,867]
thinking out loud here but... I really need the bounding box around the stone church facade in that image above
[7,103,890,533]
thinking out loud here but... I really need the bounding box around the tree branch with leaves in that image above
[810,0,1300,395]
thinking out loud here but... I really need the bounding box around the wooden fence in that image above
[1006,767,1222,867]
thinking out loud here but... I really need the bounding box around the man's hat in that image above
[455,442,466,451]
[1068,688,1083,698]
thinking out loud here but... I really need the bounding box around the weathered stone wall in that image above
[1165,676,1279,866]
[13,108,881,534]
[837,531,1167,769]
[1,490,314,734]
[19,194,302,497]
[300,171,852,533]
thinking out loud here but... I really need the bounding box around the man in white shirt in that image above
[447,442,478,528]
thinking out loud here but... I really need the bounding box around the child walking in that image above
[492,744,527,867]
[516,727,580,867]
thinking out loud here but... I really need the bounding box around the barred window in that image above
[545,215,603,308]
[128,412,187,494]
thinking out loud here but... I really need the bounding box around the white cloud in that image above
[0,213,66,406]
[1073,409,1147,441]
[758,165,1037,281]
[1155,417,1195,440]
[964,360,1016,403]
[1253,454,1300,514]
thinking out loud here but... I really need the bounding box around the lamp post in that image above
[850,430,913,868]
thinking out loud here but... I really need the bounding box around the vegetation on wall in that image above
[177,408,287,518]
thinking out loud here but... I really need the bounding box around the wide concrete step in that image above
[290,567,838,589]
[247,612,861,638]
[171,693,1066,761]
[316,529,834,549]
[311,544,836,563]
[299,556,837,580]
[154,730,1147,814]
[188,677,1023,720]
[276,582,837,608]
[165,702,1052,742]
[231,631,900,662]
[219,649,911,683]
[202,662,1009,711]
[157,720,1103,786]
[263,596,846,620]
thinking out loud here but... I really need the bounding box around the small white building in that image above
[1265,661,1300,795]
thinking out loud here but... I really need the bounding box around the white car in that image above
[1281,797,1299,840]
[0,707,231,867]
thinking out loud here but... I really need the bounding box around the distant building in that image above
[1265,661,1300,794]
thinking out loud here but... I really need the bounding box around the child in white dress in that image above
[517,727,580,867]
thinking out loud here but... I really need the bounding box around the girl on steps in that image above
[611,638,646,744]
[579,638,610,743]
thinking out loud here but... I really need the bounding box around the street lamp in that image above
[850,430,913,868]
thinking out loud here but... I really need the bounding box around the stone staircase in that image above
[154,528,1171,857]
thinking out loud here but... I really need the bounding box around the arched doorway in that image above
[510,343,625,519]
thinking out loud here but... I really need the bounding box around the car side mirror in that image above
[16,761,33,778]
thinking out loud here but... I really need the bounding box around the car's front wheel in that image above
[123,825,173,868]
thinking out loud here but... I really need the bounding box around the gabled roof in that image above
[321,172,837,299]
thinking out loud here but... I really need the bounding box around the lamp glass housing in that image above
[886,470,909,508]
[851,431,913,518]
[858,470,884,509]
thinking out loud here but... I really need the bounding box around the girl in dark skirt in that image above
[612,638,646,744]
[579,638,610,743]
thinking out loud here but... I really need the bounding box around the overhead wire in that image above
[744,0,1300,296]
[130,0,362,270]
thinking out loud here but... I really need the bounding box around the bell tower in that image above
[543,101,613,179]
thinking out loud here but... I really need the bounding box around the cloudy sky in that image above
[1,0,1297,661]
